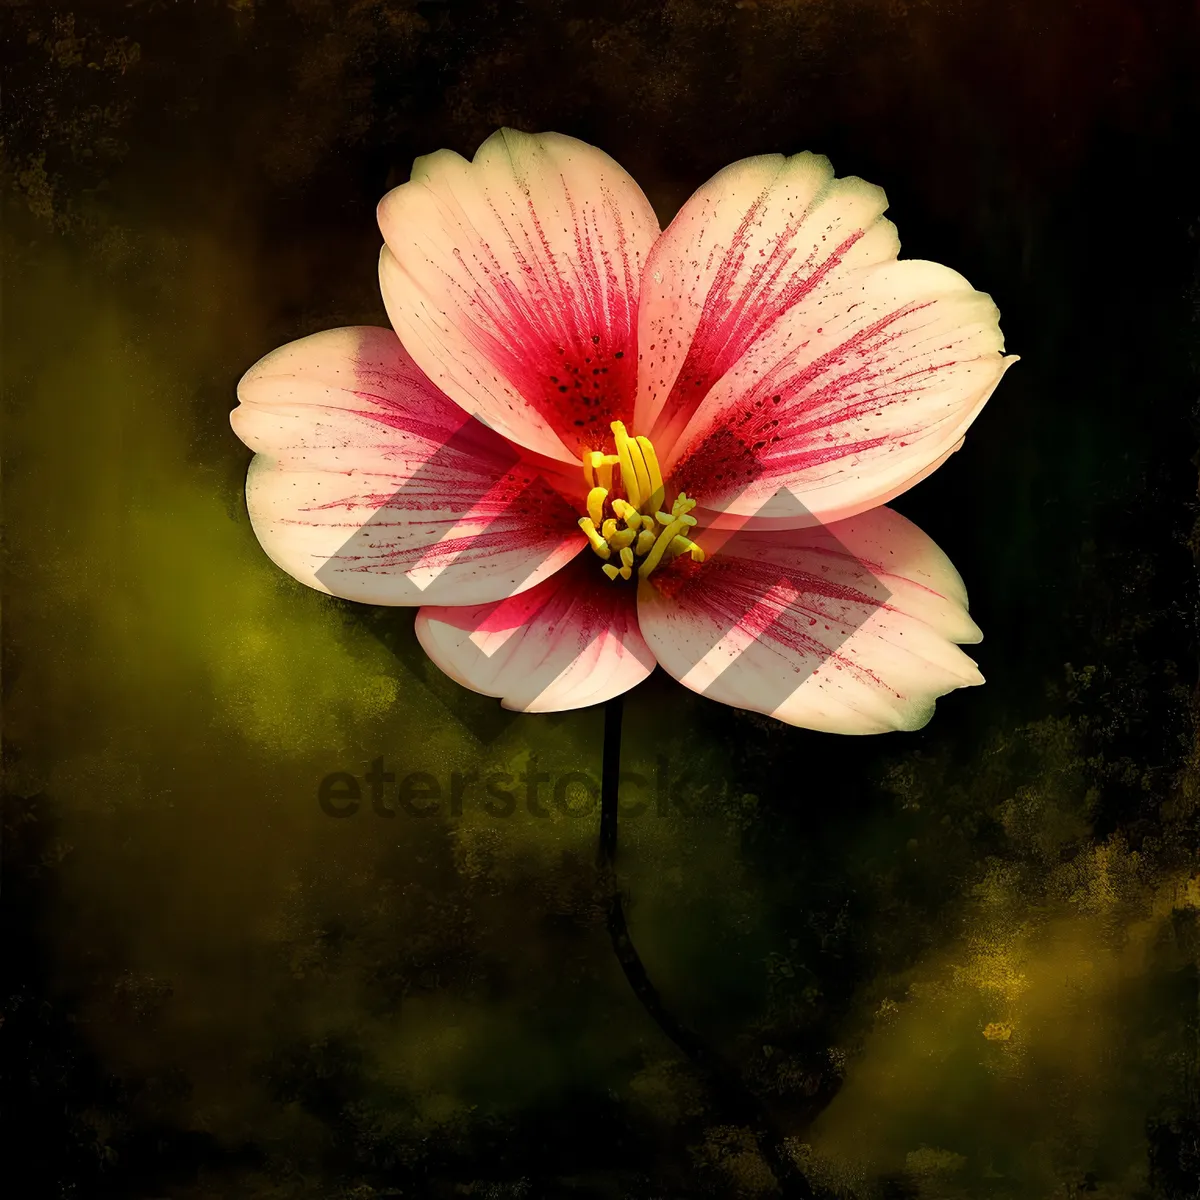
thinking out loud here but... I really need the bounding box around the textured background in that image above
[3,1,1199,1196]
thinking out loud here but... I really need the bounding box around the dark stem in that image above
[597,696,815,1200]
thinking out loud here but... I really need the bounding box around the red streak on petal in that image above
[428,184,642,457]
[652,213,866,444]
[654,545,902,697]
[431,553,637,641]
[671,299,956,502]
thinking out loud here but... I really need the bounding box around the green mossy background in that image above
[3,1,1199,1196]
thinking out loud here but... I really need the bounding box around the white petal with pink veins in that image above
[666,258,1015,526]
[636,507,983,734]
[232,326,582,606]
[634,150,1013,527]
[635,151,901,447]
[416,558,657,712]
[378,129,660,463]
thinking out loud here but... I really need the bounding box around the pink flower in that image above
[231,129,1016,733]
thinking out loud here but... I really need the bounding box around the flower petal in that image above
[635,151,900,445]
[669,263,1014,526]
[416,556,656,712]
[693,435,966,532]
[636,506,983,734]
[635,151,1013,526]
[232,326,583,606]
[378,128,660,463]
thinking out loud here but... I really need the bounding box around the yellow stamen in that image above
[624,434,653,511]
[577,429,705,581]
[613,499,649,529]
[587,486,608,527]
[604,516,637,550]
[669,536,705,563]
[578,517,611,559]
[654,510,698,527]
[591,451,615,491]
[639,518,687,578]
[635,436,665,512]
[657,499,697,526]
[610,421,643,510]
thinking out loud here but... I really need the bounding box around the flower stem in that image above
[596,695,815,1199]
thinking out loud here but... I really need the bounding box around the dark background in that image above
[4,1,1199,1196]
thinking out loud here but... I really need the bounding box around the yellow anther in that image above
[657,493,697,523]
[625,435,653,511]
[610,421,643,510]
[591,451,615,491]
[656,510,697,528]
[669,536,705,563]
[587,486,608,528]
[580,429,705,580]
[611,498,637,524]
[638,518,687,578]
[578,517,611,559]
[635,436,665,511]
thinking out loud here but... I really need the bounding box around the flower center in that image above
[576,421,706,582]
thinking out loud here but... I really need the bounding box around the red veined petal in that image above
[416,556,656,712]
[636,506,983,733]
[635,151,1013,526]
[232,326,583,606]
[378,129,660,463]
[635,151,900,446]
